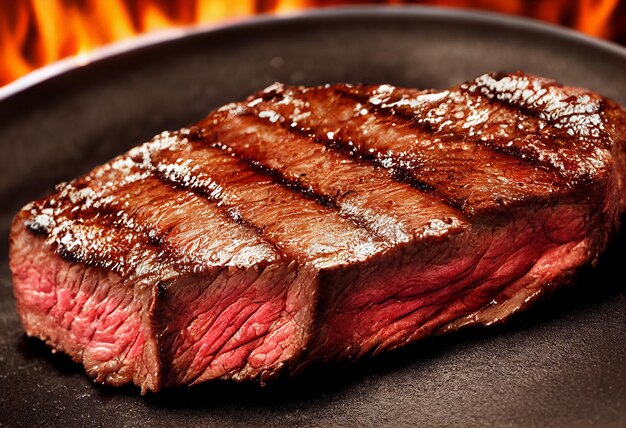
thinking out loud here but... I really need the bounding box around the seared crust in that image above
[9,72,626,391]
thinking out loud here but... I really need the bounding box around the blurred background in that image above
[1,0,625,88]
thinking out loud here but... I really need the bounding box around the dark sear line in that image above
[254,109,450,200]
[459,73,612,181]
[197,110,466,244]
[103,169,282,270]
[141,152,290,262]
[247,95,451,204]
[463,72,609,143]
[342,73,611,184]
[25,153,282,277]
[141,132,390,269]
[245,83,567,215]
[460,71,555,120]
[216,142,339,211]
[260,111,442,197]
[335,85,593,183]
[337,86,578,180]
[340,74,611,187]
[25,177,175,279]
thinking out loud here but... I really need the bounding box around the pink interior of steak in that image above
[152,263,317,387]
[9,151,322,391]
[305,200,606,364]
[10,221,157,389]
[11,219,318,391]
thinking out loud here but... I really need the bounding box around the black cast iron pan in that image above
[0,6,625,427]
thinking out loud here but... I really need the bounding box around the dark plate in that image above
[0,6,625,427]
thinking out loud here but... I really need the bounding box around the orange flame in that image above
[577,0,621,38]
[0,0,623,88]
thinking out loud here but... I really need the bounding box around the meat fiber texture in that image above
[9,72,626,393]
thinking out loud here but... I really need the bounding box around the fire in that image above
[0,0,623,88]
[577,0,621,38]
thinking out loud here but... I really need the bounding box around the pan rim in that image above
[0,4,624,102]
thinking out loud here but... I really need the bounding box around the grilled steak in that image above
[9,72,626,393]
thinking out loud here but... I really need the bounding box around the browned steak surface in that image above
[9,72,626,392]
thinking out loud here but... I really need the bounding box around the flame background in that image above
[1,0,625,87]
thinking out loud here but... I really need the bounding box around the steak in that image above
[9,72,626,393]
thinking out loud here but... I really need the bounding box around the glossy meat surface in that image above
[9,72,626,392]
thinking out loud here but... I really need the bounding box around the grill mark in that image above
[337,86,571,180]
[212,138,338,210]
[453,84,606,183]
[146,147,302,260]
[252,90,530,213]
[257,84,572,214]
[27,192,170,277]
[453,75,610,179]
[460,78,549,121]
[128,154,289,265]
[204,127,450,241]
[191,139,386,243]
[197,111,469,244]
[211,140,416,240]
[458,73,608,134]
[26,156,281,275]
[335,87,442,137]
[145,133,387,267]
[284,118,442,196]
[90,200,183,268]
[126,136,292,265]
[385,96,567,178]
[146,150,292,261]
[234,154,338,210]
[152,137,382,264]
[75,186,176,257]
[237,109,462,212]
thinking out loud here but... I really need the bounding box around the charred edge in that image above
[27,185,181,274]
[25,219,49,237]
[243,107,466,213]
[57,245,84,265]
[339,85,577,185]
[155,280,171,298]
